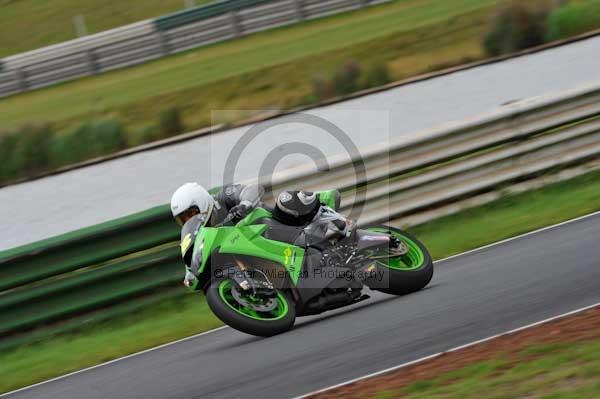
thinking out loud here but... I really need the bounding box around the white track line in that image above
[435,209,600,263]
[0,326,228,397]
[294,301,600,398]
[3,209,600,397]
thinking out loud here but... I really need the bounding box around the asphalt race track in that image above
[5,213,600,399]
[3,35,600,249]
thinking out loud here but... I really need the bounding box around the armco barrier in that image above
[0,0,391,97]
[0,204,177,292]
[0,247,180,334]
[1,83,600,337]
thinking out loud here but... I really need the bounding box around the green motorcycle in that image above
[181,190,433,337]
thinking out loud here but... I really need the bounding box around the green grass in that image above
[0,292,222,393]
[0,0,495,134]
[410,170,600,259]
[2,168,600,393]
[0,0,212,58]
[387,339,600,399]
[546,0,600,42]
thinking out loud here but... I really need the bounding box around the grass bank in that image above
[398,339,600,399]
[399,339,600,399]
[410,168,600,259]
[0,0,496,186]
[315,306,600,399]
[0,0,495,132]
[2,169,600,393]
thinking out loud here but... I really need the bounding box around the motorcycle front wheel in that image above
[205,277,296,337]
[361,224,434,295]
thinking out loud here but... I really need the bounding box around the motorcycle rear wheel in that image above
[361,224,433,295]
[205,277,296,337]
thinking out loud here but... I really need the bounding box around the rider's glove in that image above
[183,270,197,288]
[230,200,253,220]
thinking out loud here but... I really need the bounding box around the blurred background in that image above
[2,0,600,187]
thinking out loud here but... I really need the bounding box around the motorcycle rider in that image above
[171,182,264,229]
[172,182,266,287]
[170,182,341,287]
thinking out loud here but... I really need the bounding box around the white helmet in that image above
[170,182,215,226]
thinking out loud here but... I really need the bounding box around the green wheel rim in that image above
[365,228,425,271]
[218,279,289,321]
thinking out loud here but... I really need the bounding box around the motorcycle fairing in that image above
[195,208,306,285]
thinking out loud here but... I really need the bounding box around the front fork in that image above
[230,257,277,298]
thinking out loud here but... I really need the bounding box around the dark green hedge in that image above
[546,0,600,41]
[0,106,188,186]
[0,125,54,182]
[52,118,127,165]
[483,0,600,56]
[483,1,551,56]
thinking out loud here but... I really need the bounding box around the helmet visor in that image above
[175,206,210,227]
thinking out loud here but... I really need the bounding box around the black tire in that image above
[205,277,296,337]
[361,224,433,296]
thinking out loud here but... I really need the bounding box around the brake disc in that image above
[392,240,409,256]
[369,240,409,259]
[231,286,278,312]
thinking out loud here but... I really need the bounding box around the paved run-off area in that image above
[2,35,600,249]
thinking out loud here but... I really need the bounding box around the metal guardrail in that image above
[0,206,176,293]
[1,83,599,337]
[266,83,600,222]
[0,0,391,98]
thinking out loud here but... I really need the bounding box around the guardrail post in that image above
[292,0,305,21]
[15,68,29,92]
[229,11,242,38]
[156,30,171,56]
[358,0,368,7]
[85,49,100,74]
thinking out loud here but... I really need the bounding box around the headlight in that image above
[190,240,204,275]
